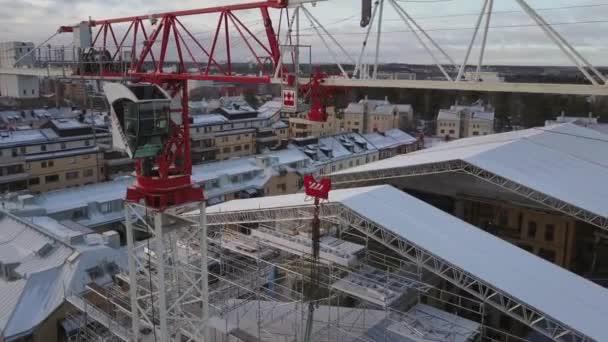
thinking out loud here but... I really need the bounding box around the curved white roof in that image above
[208,185,608,341]
[333,123,608,219]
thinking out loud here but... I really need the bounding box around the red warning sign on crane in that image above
[282,89,297,111]
[304,175,331,200]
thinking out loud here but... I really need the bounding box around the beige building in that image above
[0,120,109,194]
[436,101,495,139]
[459,200,576,269]
[288,107,343,138]
[214,128,256,160]
[190,100,285,163]
[343,98,413,134]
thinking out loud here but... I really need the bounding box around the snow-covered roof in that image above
[208,185,608,341]
[50,118,89,130]
[333,123,608,220]
[470,110,495,121]
[0,129,53,147]
[364,129,417,150]
[257,100,282,119]
[0,212,125,339]
[437,109,460,121]
[191,114,228,126]
[344,103,365,114]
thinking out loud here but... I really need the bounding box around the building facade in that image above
[436,101,495,139]
[0,119,109,193]
[343,98,413,134]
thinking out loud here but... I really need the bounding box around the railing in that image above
[66,293,132,342]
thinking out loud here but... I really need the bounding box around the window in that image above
[527,221,537,239]
[48,161,54,167]
[66,171,79,180]
[472,131,479,136]
[29,177,40,185]
[234,146,242,152]
[45,174,59,183]
[23,89,26,95]
[41,161,47,168]
[100,202,112,213]
[449,130,455,134]
[236,135,241,141]
[230,175,239,183]
[244,144,250,150]
[349,160,353,167]
[41,145,46,152]
[539,248,556,263]
[83,169,94,177]
[440,129,445,134]
[276,183,287,192]
[31,89,35,95]
[545,224,555,242]
[60,142,66,149]
[85,140,91,146]
[223,147,231,153]
[19,147,25,155]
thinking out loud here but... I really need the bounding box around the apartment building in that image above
[457,199,576,269]
[0,118,108,193]
[343,98,414,134]
[190,99,285,163]
[288,107,343,138]
[363,129,421,159]
[436,101,495,139]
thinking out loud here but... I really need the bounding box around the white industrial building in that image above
[0,41,40,99]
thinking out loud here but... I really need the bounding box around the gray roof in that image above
[0,212,125,339]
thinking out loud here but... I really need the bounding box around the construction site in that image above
[1,0,608,342]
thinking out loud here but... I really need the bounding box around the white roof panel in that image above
[334,123,608,219]
[208,185,608,340]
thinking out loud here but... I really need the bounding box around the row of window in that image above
[527,221,556,242]
[5,140,91,157]
[439,129,456,135]
[29,169,95,186]
[439,122,457,127]
[222,144,250,154]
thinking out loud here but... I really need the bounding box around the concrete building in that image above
[0,74,39,98]
[436,100,495,139]
[343,98,414,134]
[0,41,35,68]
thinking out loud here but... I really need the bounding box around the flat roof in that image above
[208,185,608,340]
[332,123,608,221]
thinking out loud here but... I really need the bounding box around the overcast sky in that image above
[1,0,607,66]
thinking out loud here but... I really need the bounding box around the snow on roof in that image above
[191,114,228,126]
[372,104,396,116]
[257,100,282,119]
[470,110,495,121]
[0,212,126,339]
[437,109,460,121]
[385,129,417,144]
[34,177,132,214]
[191,158,262,183]
[364,129,417,150]
[334,123,608,220]
[207,185,608,341]
[51,118,89,130]
[271,120,288,129]
[344,103,365,114]
[0,129,51,147]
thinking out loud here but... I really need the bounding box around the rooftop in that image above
[332,123,608,229]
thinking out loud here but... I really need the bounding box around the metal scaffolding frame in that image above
[205,202,594,342]
[124,202,209,342]
[330,160,608,232]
